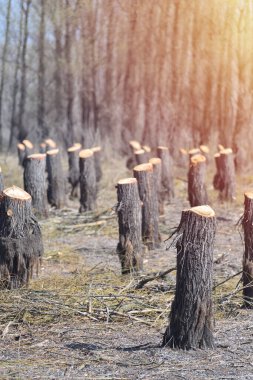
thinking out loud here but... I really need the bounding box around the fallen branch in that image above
[135,267,176,289]
[213,270,242,290]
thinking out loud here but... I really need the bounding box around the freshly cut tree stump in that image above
[22,139,34,158]
[67,145,81,198]
[91,146,102,183]
[218,144,225,152]
[219,148,236,201]
[74,142,82,149]
[242,192,253,307]
[0,167,4,192]
[135,149,149,165]
[133,163,160,249]
[0,186,44,289]
[17,143,26,166]
[163,205,216,349]
[129,140,141,151]
[188,154,208,207]
[157,146,174,202]
[23,154,48,217]
[46,149,65,208]
[149,157,163,214]
[116,178,143,274]
[79,149,97,212]
[188,148,200,161]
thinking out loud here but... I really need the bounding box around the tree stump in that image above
[0,167,4,192]
[163,205,216,349]
[67,145,81,198]
[135,149,149,165]
[242,192,253,307]
[157,146,174,202]
[116,178,143,274]
[0,186,44,289]
[188,148,200,162]
[17,143,26,166]
[91,146,102,183]
[133,163,160,249]
[23,153,48,217]
[22,139,34,158]
[219,148,236,201]
[46,149,65,208]
[79,149,97,212]
[188,154,208,207]
[149,157,163,214]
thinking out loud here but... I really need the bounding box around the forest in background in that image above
[0,0,253,167]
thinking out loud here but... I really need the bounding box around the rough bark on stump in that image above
[188,154,208,207]
[218,148,236,201]
[0,166,4,192]
[91,146,102,183]
[135,149,149,165]
[157,146,174,202]
[67,145,81,198]
[149,157,164,215]
[23,153,48,217]
[242,192,253,307]
[133,163,160,249]
[79,149,97,212]
[116,178,143,274]
[163,205,216,349]
[17,143,26,166]
[0,186,44,289]
[46,149,65,208]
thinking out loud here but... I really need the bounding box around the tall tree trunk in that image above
[37,0,47,140]
[18,0,31,142]
[0,0,12,150]
[8,0,24,151]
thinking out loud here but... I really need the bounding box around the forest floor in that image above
[0,153,253,379]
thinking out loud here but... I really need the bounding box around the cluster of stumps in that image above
[0,138,102,291]
[0,138,252,350]
[117,141,253,349]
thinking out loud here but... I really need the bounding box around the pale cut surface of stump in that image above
[0,186,44,289]
[163,205,216,349]
[23,154,48,217]
[116,178,143,274]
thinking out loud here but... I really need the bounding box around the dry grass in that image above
[0,152,253,379]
